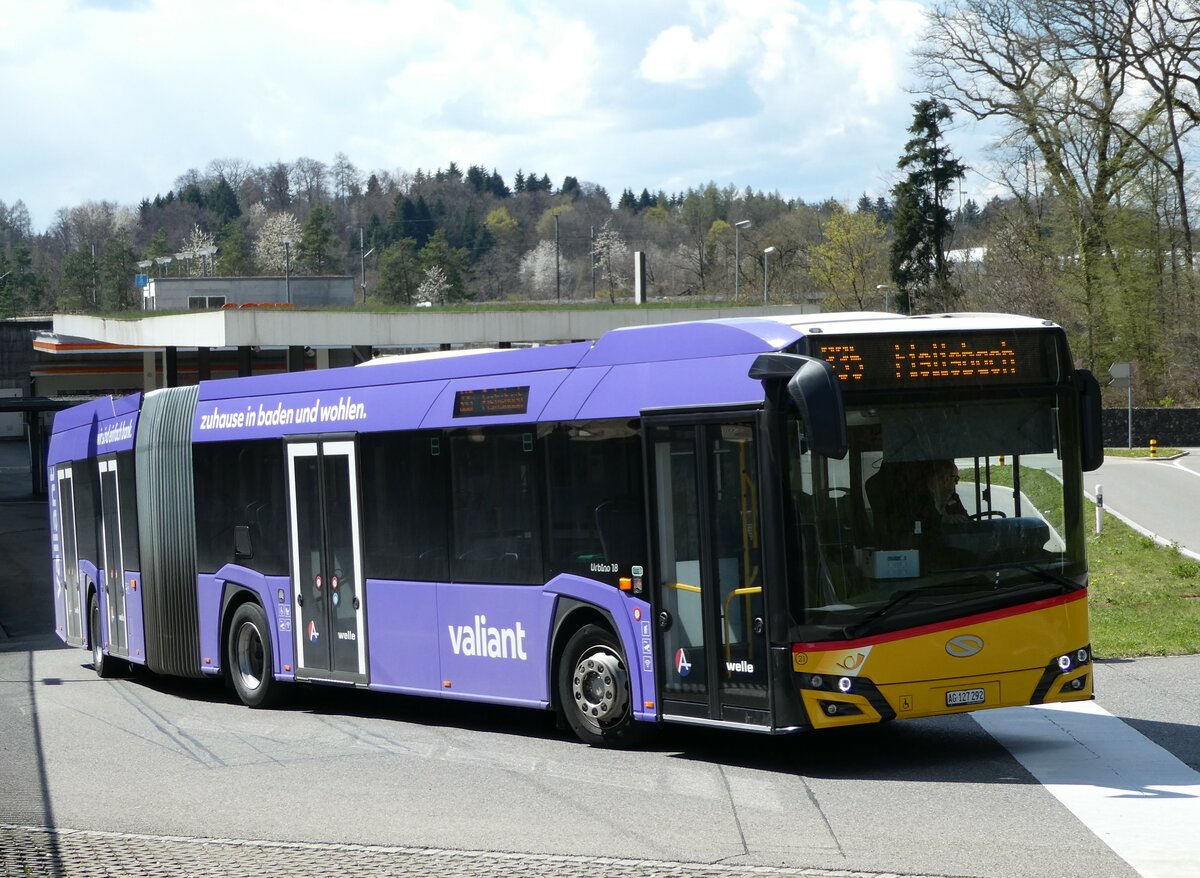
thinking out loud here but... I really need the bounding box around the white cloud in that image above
[0,0,1006,232]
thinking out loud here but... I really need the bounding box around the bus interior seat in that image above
[865,463,917,546]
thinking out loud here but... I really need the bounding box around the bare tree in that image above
[260,162,293,210]
[1115,0,1200,278]
[292,157,328,207]
[205,158,254,194]
[917,0,1157,365]
[330,152,361,205]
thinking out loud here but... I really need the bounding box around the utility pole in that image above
[359,228,375,304]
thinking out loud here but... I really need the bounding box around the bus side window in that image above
[543,422,645,585]
[449,429,543,585]
[360,432,449,582]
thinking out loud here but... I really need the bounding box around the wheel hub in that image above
[236,622,264,691]
[571,647,629,729]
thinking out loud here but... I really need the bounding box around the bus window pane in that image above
[450,429,542,585]
[655,427,706,699]
[361,432,449,582]
[544,422,645,585]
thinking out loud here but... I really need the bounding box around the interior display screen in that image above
[453,386,531,417]
[810,331,1061,390]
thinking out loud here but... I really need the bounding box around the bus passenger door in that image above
[648,418,771,729]
[286,440,367,684]
[54,464,85,646]
[97,457,128,657]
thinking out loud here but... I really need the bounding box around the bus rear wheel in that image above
[557,624,646,747]
[89,594,119,679]
[228,602,283,708]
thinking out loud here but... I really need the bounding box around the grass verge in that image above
[975,464,1199,657]
[1104,447,1184,458]
[1086,503,1200,657]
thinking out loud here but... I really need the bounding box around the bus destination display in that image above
[453,386,531,417]
[811,332,1058,390]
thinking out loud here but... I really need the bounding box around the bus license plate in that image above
[946,687,986,707]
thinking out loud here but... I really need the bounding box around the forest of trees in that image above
[0,0,1197,405]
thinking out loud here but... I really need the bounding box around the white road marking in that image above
[975,701,1200,878]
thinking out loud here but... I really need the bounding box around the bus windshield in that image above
[785,393,1086,640]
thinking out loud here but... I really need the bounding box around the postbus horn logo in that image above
[945,634,984,657]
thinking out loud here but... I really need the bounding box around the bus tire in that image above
[557,623,646,747]
[228,602,282,708]
[89,593,119,679]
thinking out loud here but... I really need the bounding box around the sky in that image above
[0,0,998,233]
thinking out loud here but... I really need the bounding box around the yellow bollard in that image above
[1150,439,1158,458]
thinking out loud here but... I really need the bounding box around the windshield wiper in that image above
[843,581,988,640]
[1007,563,1082,593]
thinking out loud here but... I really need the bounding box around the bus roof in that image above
[49,312,1068,454]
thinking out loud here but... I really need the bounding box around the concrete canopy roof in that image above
[45,305,819,351]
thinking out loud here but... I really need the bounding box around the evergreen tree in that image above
[208,177,241,225]
[377,237,420,305]
[419,229,469,302]
[143,228,170,264]
[216,221,255,276]
[99,231,138,310]
[59,245,96,310]
[466,165,488,194]
[488,169,510,198]
[889,99,966,312]
[298,205,335,273]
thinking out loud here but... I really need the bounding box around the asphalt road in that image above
[5,644,1180,878]
[1089,450,1200,558]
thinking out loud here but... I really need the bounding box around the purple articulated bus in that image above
[48,312,1104,745]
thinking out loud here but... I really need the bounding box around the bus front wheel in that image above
[557,624,646,747]
[228,602,282,708]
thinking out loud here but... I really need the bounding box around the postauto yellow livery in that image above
[792,592,1091,730]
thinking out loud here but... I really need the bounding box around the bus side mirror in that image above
[1075,368,1104,472]
[750,353,848,460]
[234,525,254,560]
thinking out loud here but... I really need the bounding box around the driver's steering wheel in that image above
[969,510,1007,520]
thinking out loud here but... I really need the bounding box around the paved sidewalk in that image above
[1,824,935,878]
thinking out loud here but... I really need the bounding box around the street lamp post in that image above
[734,220,752,301]
[283,239,293,305]
[762,246,777,305]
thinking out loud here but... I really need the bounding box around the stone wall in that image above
[1103,408,1200,447]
